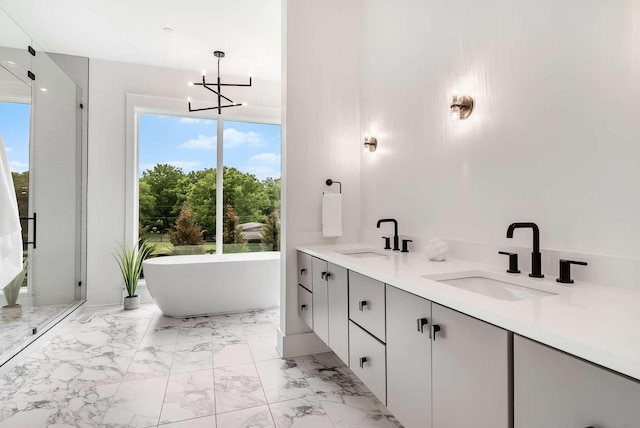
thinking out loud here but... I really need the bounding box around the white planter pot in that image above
[124,295,140,310]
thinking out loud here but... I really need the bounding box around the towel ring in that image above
[325,179,342,194]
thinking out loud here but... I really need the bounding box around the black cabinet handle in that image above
[359,357,368,368]
[417,317,429,333]
[321,271,327,279]
[432,324,441,340]
[300,304,307,312]
[358,300,368,311]
[300,268,307,276]
[325,272,332,280]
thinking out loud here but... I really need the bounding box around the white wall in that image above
[281,0,362,356]
[87,59,280,305]
[359,0,640,286]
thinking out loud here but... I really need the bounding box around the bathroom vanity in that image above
[296,245,640,428]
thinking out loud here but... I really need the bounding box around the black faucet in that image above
[506,222,544,278]
[377,219,400,251]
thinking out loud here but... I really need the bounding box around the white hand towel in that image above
[0,133,23,289]
[322,193,343,238]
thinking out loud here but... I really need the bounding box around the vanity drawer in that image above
[349,271,386,341]
[298,284,313,329]
[297,251,312,291]
[349,321,386,405]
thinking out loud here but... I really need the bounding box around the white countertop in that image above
[298,243,640,381]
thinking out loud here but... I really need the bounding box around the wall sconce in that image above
[450,95,474,120]
[363,136,378,152]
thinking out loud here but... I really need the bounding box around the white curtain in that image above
[0,133,23,289]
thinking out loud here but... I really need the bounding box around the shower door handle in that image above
[20,212,37,249]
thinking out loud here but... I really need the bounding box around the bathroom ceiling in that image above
[0,0,281,81]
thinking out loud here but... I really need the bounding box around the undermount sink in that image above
[338,249,389,259]
[423,270,566,301]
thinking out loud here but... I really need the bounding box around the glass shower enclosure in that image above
[0,8,85,363]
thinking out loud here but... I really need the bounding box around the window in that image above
[0,101,30,271]
[138,114,281,256]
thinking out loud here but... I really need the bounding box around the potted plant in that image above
[2,259,28,319]
[114,239,153,310]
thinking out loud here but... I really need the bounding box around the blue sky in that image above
[0,102,31,173]
[139,114,281,181]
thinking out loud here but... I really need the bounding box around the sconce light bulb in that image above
[451,108,460,120]
[242,102,248,106]
[187,97,191,102]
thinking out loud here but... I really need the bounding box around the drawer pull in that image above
[417,317,429,333]
[300,304,307,312]
[325,272,332,279]
[432,324,441,340]
[359,357,368,369]
[321,271,327,279]
[300,268,307,276]
[358,300,368,311]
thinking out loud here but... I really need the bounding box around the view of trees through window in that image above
[0,101,30,287]
[138,115,281,256]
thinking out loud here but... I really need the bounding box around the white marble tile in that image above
[0,408,55,428]
[159,370,215,425]
[176,327,213,344]
[213,338,253,368]
[294,353,360,396]
[216,405,274,428]
[124,344,175,382]
[270,396,334,428]
[255,359,314,404]
[247,333,280,362]
[214,363,267,413]
[42,381,120,427]
[139,329,179,348]
[171,341,213,374]
[317,392,394,428]
[160,415,217,427]
[102,376,167,428]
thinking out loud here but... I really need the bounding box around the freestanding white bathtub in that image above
[143,252,280,317]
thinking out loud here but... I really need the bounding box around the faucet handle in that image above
[382,237,391,250]
[401,239,413,253]
[556,259,588,284]
[498,251,521,274]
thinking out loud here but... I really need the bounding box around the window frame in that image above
[125,94,280,253]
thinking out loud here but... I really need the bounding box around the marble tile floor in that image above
[0,303,402,427]
[0,304,70,357]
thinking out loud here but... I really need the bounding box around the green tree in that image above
[140,164,184,230]
[11,171,29,244]
[138,180,156,227]
[223,204,248,252]
[170,205,205,246]
[185,168,217,240]
[222,167,270,224]
[261,209,280,251]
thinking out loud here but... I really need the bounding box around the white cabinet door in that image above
[349,271,386,341]
[312,257,329,345]
[297,251,312,291]
[514,335,640,428]
[386,285,432,428]
[327,262,349,365]
[349,321,386,405]
[432,304,510,428]
[297,285,313,329]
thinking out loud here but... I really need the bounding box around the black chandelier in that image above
[188,50,252,114]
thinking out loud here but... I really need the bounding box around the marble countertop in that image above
[298,243,640,382]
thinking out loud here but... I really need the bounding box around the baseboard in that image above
[277,328,330,358]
